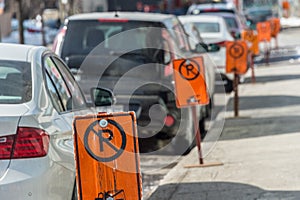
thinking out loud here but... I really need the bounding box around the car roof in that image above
[0,43,45,62]
[201,12,236,17]
[179,15,225,23]
[187,2,237,14]
[67,12,175,22]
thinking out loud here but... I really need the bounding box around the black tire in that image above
[224,78,233,93]
[71,182,78,200]
[199,117,206,139]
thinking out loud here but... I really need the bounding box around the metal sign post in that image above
[173,56,223,168]
[257,21,271,66]
[241,30,257,83]
[234,73,239,117]
[226,41,249,117]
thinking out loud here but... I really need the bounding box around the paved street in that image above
[140,27,300,199]
[146,60,300,199]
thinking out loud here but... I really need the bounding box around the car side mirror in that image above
[230,31,241,40]
[194,42,209,53]
[207,44,220,52]
[90,87,116,107]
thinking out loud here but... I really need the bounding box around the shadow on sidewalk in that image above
[147,181,300,200]
[220,115,300,141]
[222,94,300,140]
[244,74,300,84]
[226,95,300,111]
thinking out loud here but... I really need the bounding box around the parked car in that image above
[53,12,216,154]
[179,15,235,92]
[186,0,237,15]
[178,20,217,114]
[200,12,249,39]
[244,6,278,30]
[0,43,114,199]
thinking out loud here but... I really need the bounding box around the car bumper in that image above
[0,157,74,200]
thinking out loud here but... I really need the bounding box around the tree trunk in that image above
[16,0,24,44]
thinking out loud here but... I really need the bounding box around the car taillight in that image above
[0,135,14,159]
[52,26,67,52]
[215,41,227,47]
[0,127,50,160]
[203,8,219,12]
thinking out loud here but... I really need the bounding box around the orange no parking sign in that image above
[257,21,272,42]
[73,112,142,200]
[241,29,259,56]
[226,41,248,74]
[173,56,209,108]
[269,18,281,37]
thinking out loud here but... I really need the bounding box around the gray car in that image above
[53,12,216,155]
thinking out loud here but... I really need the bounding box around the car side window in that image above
[44,71,64,112]
[44,55,86,113]
[44,56,72,112]
[51,56,86,110]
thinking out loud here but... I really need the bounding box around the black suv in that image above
[53,12,215,154]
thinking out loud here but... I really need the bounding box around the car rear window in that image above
[61,20,163,60]
[223,16,238,29]
[193,22,220,33]
[0,60,32,104]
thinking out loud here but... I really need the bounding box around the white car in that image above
[0,43,114,199]
[186,1,237,15]
[179,15,235,92]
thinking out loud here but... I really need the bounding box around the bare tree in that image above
[16,0,24,44]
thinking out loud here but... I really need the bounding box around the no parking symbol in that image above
[73,112,142,200]
[173,56,209,108]
[226,41,248,75]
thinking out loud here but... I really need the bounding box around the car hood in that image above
[0,104,29,179]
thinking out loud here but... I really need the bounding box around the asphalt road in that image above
[141,27,300,198]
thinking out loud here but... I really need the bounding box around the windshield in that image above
[193,22,220,33]
[248,9,272,16]
[0,60,32,104]
[61,20,163,60]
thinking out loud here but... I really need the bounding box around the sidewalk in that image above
[146,63,300,200]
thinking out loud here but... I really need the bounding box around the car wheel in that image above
[204,97,214,119]
[72,182,78,200]
[171,107,195,155]
[199,117,206,139]
[224,78,233,93]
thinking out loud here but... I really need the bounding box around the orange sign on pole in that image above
[269,18,281,37]
[256,21,271,42]
[282,0,290,17]
[173,56,222,168]
[173,56,209,108]
[226,40,249,75]
[73,112,142,200]
[241,29,259,56]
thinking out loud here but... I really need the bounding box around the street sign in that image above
[73,112,142,200]
[226,40,249,74]
[257,21,271,42]
[241,29,259,56]
[269,18,281,38]
[173,56,209,108]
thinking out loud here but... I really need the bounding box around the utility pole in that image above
[16,0,24,44]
